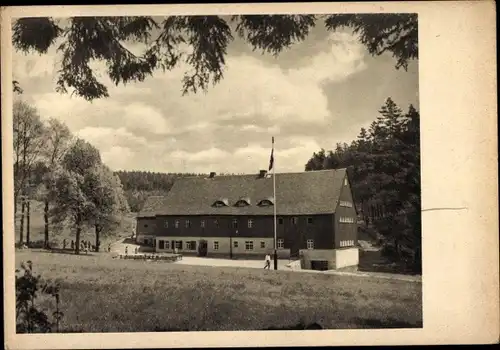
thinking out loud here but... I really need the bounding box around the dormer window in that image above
[257,197,274,207]
[212,198,229,207]
[235,197,251,207]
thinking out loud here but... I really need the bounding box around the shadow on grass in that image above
[358,251,421,276]
[265,321,323,330]
[31,248,98,257]
[55,320,422,333]
[354,317,422,329]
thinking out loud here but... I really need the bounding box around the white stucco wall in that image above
[154,236,289,257]
[334,248,359,269]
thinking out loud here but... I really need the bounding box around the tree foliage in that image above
[85,165,130,251]
[13,100,47,245]
[16,261,63,333]
[305,98,421,273]
[12,14,417,100]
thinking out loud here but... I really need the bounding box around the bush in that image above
[15,261,63,333]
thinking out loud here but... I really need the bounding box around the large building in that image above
[135,169,359,270]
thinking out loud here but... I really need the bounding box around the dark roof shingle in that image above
[156,169,347,216]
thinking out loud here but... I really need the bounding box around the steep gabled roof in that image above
[137,196,167,218]
[156,169,348,216]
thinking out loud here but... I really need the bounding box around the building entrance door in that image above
[198,240,208,257]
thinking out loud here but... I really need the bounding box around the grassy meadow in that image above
[14,250,422,332]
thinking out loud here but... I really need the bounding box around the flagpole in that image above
[272,137,278,270]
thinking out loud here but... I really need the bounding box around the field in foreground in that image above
[14,250,422,332]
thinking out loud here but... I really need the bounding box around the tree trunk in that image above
[75,212,81,255]
[95,224,100,252]
[19,200,26,244]
[43,200,49,249]
[26,201,31,246]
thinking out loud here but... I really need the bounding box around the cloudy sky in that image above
[12,17,419,174]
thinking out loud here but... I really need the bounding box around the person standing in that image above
[125,246,128,255]
[264,254,271,269]
[63,239,67,250]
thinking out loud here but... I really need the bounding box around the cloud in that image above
[75,126,147,150]
[12,26,418,174]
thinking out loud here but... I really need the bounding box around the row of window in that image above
[155,238,315,251]
[213,198,274,208]
[340,240,355,247]
[339,200,353,208]
[160,216,327,229]
[339,217,355,223]
[158,240,198,251]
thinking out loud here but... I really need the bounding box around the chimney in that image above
[209,172,216,178]
[259,169,267,178]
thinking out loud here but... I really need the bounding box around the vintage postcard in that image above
[2,2,498,348]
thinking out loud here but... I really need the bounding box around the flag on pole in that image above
[268,137,274,171]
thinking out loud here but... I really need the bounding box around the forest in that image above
[305,97,421,273]
[114,171,204,212]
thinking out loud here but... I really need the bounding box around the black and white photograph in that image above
[2,2,498,348]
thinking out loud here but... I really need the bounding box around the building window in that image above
[257,199,274,207]
[175,241,182,249]
[186,241,196,250]
[248,219,253,228]
[159,240,164,249]
[235,199,250,207]
[185,220,191,228]
[307,217,313,225]
[201,220,205,228]
[245,241,254,250]
[307,239,314,250]
[278,218,284,225]
[277,239,284,249]
[234,241,238,248]
[232,218,238,229]
[164,221,168,228]
[214,219,219,228]
[213,241,219,250]
[340,216,354,223]
[340,240,354,248]
[174,220,179,228]
[291,217,298,225]
[213,198,229,207]
[260,241,265,249]
[340,201,353,208]
[165,241,170,249]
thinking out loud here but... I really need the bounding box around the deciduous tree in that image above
[84,165,130,251]
[31,119,73,248]
[13,100,46,244]
[52,139,102,254]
